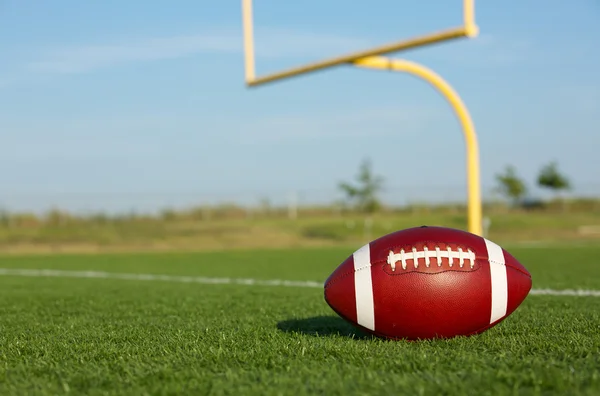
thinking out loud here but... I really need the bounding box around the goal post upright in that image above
[241,0,483,236]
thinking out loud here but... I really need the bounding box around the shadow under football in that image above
[276,315,374,340]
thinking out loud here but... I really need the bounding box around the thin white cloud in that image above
[236,105,438,143]
[25,28,371,74]
[19,29,534,77]
[474,34,534,64]
[559,85,600,114]
[27,35,238,74]
[417,33,535,67]
[0,77,16,88]
[1,105,439,160]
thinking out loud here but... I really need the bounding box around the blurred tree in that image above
[537,161,571,211]
[537,161,571,195]
[338,159,384,214]
[495,165,527,207]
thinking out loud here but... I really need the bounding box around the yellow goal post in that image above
[240,0,483,236]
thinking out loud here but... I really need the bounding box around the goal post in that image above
[240,0,484,236]
[242,0,479,86]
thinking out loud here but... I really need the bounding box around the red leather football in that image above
[324,225,532,340]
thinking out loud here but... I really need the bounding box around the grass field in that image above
[0,243,599,395]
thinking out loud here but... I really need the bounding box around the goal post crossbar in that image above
[242,0,479,86]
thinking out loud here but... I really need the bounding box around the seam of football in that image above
[386,241,479,270]
[324,265,371,289]
[325,256,531,289]
[489,258,532,277]
[381,264,483,276]
[388,241,476,255]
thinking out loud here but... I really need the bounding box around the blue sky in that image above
[1,0,599,213]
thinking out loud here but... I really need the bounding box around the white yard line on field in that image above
[528,288,600,297]
[0,268,599,297]
[0,268,324,288]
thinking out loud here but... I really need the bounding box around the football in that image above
[324,225,532,340]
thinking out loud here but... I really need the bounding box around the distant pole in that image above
[482,216,491,238]
[288,191,298,220]
[364,216,373,241]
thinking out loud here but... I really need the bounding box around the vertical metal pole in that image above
[354,57,483,236]
[241,0,256,82]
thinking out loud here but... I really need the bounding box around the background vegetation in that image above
[0,161,598,254]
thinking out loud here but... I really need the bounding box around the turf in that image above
[0,245,599,395]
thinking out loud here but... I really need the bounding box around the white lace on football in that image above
[387,246,476,271]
